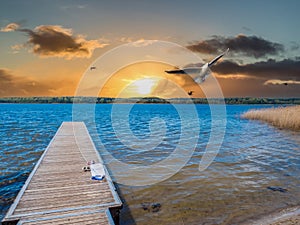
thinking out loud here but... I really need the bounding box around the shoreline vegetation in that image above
[242,105,300,131]
[0,96,300,104]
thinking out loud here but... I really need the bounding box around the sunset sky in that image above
[0,0,299,98]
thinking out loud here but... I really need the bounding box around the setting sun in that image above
[98,62,179,98]
[133,78,157,95]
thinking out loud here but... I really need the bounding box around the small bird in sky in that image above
[188,91,194,96]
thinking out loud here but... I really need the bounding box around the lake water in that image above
[0,104,299,224]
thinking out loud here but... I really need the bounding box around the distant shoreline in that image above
[0,97,299,104]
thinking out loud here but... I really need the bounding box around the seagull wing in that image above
[208,48,229,67]
[165,69,186,74]
[165,67,201,74]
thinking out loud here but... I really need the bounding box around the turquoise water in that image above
[0,104,299,224]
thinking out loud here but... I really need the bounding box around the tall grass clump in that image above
[242,105,300,131]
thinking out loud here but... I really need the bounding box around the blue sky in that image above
[0,0,299,97]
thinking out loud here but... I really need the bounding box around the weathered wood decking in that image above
[2,122,122,225]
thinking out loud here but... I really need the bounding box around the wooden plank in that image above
[18,209,112,225]
[2,122,122,225]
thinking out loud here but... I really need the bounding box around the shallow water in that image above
[0,103,299,224]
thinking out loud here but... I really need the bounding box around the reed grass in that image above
[242,105,300,131]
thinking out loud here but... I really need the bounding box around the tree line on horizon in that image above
[0,96,299,104]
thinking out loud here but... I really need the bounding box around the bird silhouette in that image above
[188,91,194,96]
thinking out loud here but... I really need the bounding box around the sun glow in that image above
[98,62,189,98]
[133,77,158,95]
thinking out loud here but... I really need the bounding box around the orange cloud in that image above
[214,73,252,79]
[128,39,158,47]
[0,68,55,97]
[264,79,300,85]
[0,65,83,97]
[0,23,19,32]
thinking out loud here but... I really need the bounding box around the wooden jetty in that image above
[2,122,122,225]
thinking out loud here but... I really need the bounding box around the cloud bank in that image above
[213,59,300,81]
[187,34,284,58]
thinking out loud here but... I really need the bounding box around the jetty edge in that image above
[2,122,122,225]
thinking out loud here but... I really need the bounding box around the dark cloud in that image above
[212,59,300,80]
[187,34,284,58]
[21,25,107,59]
[0,69,13,82]
[0,69,54,96]
[2,23,107,59]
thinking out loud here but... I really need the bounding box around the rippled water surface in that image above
[0,104,299,224]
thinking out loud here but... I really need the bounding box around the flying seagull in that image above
[165,48,229,84]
